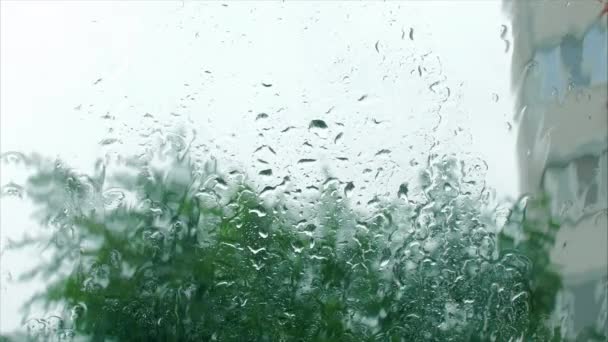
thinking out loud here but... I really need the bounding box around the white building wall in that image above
[506,0,607,336]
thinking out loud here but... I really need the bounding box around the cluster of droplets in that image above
[23,314,77,341]
[329,155,534,340]
[4,146,561,341]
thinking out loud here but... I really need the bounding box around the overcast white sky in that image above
[1,0,517,334]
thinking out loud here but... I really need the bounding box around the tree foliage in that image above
[3,150,605,341]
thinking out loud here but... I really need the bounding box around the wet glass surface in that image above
[1,1,606,341]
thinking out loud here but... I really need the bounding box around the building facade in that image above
[506,0,607,338]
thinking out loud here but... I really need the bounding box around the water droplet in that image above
[375,149,391,156]
[380,248,391,268]
[593,209,607,226]
[491,93,499,102]
[297,158,316,164]
[60,329,76,339]
[344,182,355,197]
[259,169,272,176]
[291,240,304,253]
[46,315,64,332]
[261,82,272,87]
[254,145,276,155]
[260,184,279,196]
[500,25,510,52]
[515,105,528,121]
[1,182,23,198]
[149,206,164,216]
[511,291,528,302]
[256,113,269,120]
[551,87,558,98]
[109,249,122,268]
[523,60,538,76]
[397,183,408,199]
[429,81,440,93]
[247,246,266,255]
[71,304,87,321]
[25,318,46,337]
[1,151,27,165]
[309,119,328,129]
[334,132,343,143]
[248,208,267,217]
[409,27,414,40]
[165,133,187,152]
[102,188,126,209]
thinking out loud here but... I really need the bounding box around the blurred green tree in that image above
[2,150,605,341]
